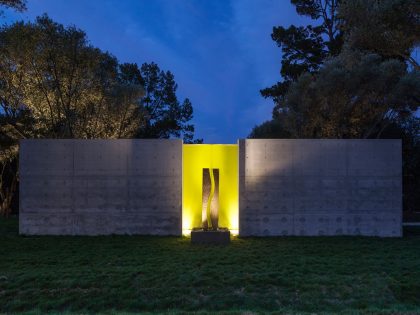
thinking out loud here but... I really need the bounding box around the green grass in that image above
[0,218,419,315]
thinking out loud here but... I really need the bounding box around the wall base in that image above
[191,228,230,245]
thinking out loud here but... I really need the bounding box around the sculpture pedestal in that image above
[191,228,230,245]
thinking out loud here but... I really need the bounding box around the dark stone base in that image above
[191,228,230,245]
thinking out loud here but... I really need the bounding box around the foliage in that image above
[0,0,26,14]
[339,0,420,71]
[249,114,291,139]
[373,117,420,213]
[0,15,199,215]
[0,16,145,140]
[252,0,420,212]
[261,0,343,106]
[0,144,17,217]
[0,108,35,216]
[398,118,420,212]
[281,50,420,138]
[0,16,143,216]
[137,62,196,143]
[258,0,419,136]
[0,218,419,313]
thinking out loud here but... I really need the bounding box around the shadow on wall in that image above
[18,139,402,237]
[239,139,402,237]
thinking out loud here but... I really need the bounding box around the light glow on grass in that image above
[182,229,191,236]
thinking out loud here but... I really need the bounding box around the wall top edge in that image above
[19,138,403,145]
[20,138,183,143]
[239,139,402,142]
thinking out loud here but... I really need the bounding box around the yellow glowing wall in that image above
[182,144,238,234]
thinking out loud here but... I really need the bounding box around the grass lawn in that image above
[0,218,419,315]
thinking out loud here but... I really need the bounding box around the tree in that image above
[280,50,420,138]
[137,62,197,143]
[255,0,420,138]
[261,0,343,107]
[0,125,19,217]
[400,118,420,213]
[0,15,200,215]
[378,117,420,213]
[0,16,145,140]
[0,0,26,13]
[0,15,146,215]
[249,114,291,139]
[251,0,420,213]
[339,0,420,71]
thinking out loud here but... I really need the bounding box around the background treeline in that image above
[250,0,420,217]
[1,0,419,218]
[0,1,200,216]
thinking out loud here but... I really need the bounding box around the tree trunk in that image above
[0,164,17,218]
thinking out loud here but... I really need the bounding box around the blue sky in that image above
[4,0,308,143]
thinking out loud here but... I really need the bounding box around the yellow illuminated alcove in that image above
[182,144,238,236]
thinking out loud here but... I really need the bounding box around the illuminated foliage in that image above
[0,15,199,216]
[0,15,145,139]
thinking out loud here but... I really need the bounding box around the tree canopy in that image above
[137,62,196,143]
[250,0,420,212]
[0,0,26,13]
[261,0,343,107]
[0,16,145,140]
[339,0,420,71]
[255,0,419,138]
[280,50,420,138]
[0,14,199,216]
[0,15,199,143]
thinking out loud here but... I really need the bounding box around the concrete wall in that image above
[19,139,182,235]
[20,138,402,237]
[239,139,402,237]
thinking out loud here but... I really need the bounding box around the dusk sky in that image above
[4,0,309,143]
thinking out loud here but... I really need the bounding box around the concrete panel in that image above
[19,213,75,235]
[74,140,127,176]
[347,140,401,177]
[293,140,347,177]
[241,213,294,236]
[20,139,182,235]
[21,138,401,237]
[20,178,73,212]
[20,139,74,176]
[127,139,182,176]
[239,139,402,237]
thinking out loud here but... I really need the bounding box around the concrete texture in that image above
[20,138,402,237]
[239,139,402,237]
[19,139,182,235]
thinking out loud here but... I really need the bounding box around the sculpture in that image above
[191,167,230,244]
[202,168,219,230]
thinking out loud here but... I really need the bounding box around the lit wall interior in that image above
[182,144,238,235]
